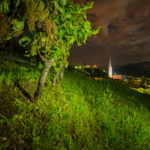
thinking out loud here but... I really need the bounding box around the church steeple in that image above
[108,58,112,78]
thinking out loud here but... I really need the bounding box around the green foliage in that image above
[0,0,100,97]
[53,1,64,14]
[24,0,37,32]
[0,0,24,41]
[0,13,10,41]
[17,0,99,69]
[12,19,24,32]
[19,36,31,48]
[127,76,150,95]
[132,87,150,95]
[0,0,10,14]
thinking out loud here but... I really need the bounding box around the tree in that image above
[0,0,100,99]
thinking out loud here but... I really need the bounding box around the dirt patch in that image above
[0,82,37,149]
[0,81,37,119]
[0,85,18,119]
[18,80,37,99]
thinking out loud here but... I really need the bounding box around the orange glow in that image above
[112,75,122,80]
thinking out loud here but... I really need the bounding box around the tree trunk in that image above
[52,64,65,86]
[59,64,65,79]
[34,58,55,100]
[52,69,61,86]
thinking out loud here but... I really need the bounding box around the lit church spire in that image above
[108,58,112,78]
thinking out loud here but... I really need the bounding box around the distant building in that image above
[108,58,123,80]
[84,65,90,68]
[112,75,122,80]
[92,64,98,69]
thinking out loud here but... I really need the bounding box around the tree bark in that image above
[52,64,65,86]
[52,69,61,86]
[34,58,55,100]
[59,64,65,80]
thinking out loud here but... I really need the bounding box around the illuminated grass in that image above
[0,64,150,150]
[0,61,40,87]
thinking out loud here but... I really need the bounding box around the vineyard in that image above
[0,61,150,150]
[72,64,150,95]
[0,0,150,149]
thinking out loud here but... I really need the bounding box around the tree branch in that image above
[0,56,37,67]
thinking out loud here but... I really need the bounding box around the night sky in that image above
[69,0,150,67]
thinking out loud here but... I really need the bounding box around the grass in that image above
[0,61,40,87]
[0,61,150,150]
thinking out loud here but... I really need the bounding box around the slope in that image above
[0,61,150,150]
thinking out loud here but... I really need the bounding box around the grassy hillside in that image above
[0,61,150,150]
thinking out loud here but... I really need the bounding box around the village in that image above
[74,59,125,80]
[72,59,150,95]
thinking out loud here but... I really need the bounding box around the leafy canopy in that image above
[0,0,100,68]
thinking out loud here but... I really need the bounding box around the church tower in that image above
[108,58,112,78]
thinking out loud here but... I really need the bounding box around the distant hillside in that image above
[114,61,150,77]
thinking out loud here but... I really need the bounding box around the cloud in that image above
[70,0,150,66]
